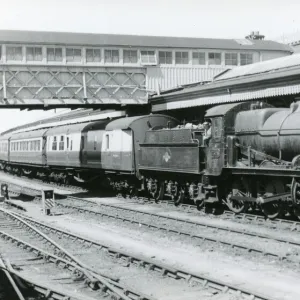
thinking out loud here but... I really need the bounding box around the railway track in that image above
[2,175,300,264]
[134,196,300,232]
[56,196,300,265]
[1,171,300,231]
[0,207,153,300]
[2,169,300,232]
[3,207,278,300]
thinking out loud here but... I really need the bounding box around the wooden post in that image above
[41,189,55,215]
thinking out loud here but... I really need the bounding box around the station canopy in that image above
[150,53,300,112]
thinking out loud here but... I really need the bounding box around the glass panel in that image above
[208,53,221,65]
[141,51,155,64]
[192,52,205,65]
[225,53,238,66]
[26,47,42,61]
[175,52,189,64]
[66,48,81,62]
[6,46,22,61]
[123,50,138,63]
[47,48,63,62]
[159,51,172,64]
[240,53,253,65]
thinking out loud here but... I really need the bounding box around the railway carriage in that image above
[46,123,89,169]
[102,115,178,192]
[81,119,113,169]
[9,129,48,173]
[0,134,11,166]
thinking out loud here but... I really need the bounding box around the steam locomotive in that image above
[1,101,300,219]
[139,101,300,220]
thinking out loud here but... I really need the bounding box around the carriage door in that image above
[66,135,70,164]
[206,117,225,176]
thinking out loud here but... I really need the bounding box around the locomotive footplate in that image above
[231,192,290,204]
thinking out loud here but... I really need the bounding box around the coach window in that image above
[59,136,64,151]
[175,51,189,64]
[140,51,156,65]
[105,134,110,150]
[159,51,172,64]
[86,48,101,62]
[225,53,238,66]
[26,47,42,61]
[240,53,253,65]
[52,136,57,151]
[70,140,73,151]
[208,52,221,65]
[105,49,119,63]
[123,50,138,63]
[94,136,97,151]
[6,46,22,61]
[192,52,206,65]
[66,48,82,63]
[66,137,69,150]
[47,47,63,62]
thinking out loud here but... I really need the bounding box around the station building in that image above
[0,30,293,109]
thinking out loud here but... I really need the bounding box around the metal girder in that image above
[0,65,147,108]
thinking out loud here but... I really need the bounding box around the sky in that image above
[0,0,300,132]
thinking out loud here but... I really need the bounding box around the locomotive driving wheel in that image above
[225,178,249,214]
[259,179,284,219]
[174,187,185,207]
[291,178,300,220]
[155,181,165,203]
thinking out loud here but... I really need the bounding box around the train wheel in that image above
[225,179,249,214]
[291,178,300,220]
[260,180,284,219]
[196,199,204,211]
[155,181,165,203]
[174,189,185,207]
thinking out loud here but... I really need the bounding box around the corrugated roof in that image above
[215,53,300,81]
[152,82,300,112]
[0,30,292,52]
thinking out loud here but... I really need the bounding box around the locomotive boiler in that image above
[235,102,300,161]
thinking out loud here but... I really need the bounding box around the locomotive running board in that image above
[228,167,300,177]
[231,192,290,204]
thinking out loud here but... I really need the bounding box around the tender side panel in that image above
[139,144,200,174]
[101,129,133,172]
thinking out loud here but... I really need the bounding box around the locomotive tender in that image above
[1,101,300,219]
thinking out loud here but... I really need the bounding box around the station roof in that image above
[0,30,292,52]
[150,53,300,111]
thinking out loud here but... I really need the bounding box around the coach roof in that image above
[0,30,292,52]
